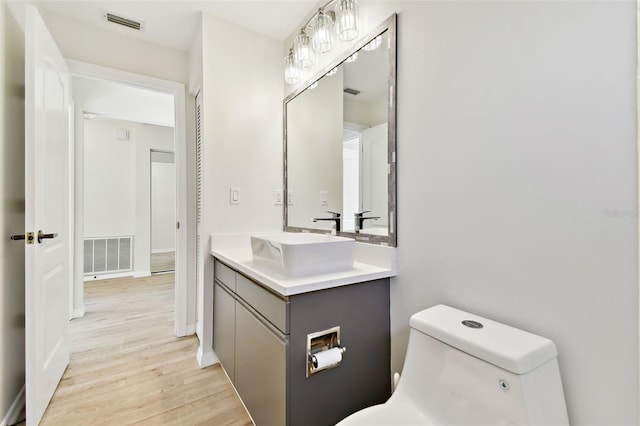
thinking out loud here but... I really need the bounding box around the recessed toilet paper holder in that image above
[306,326,346,377]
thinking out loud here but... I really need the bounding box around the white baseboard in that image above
[84,271,134,282]
[197,346,219,368]
[133,271,152,278]
[72,306,85,319]
[151,248,175,254]
[2,385,24,426]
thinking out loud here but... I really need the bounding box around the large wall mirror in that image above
[284,14,397,246]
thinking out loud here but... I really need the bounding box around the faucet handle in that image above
[326,211,341,218]
[355,210,371,217]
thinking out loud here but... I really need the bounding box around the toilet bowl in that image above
[337,305,569,425]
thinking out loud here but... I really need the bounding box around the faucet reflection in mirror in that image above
[284,0,360,83]
[312,211,342,234]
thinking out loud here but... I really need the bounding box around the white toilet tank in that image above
[390,304,570,425]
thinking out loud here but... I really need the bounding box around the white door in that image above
[362,123,388,228]
[24,4,71,425]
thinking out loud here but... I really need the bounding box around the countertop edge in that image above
[211,248,395,296]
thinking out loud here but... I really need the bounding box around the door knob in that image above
[37,230,58,243]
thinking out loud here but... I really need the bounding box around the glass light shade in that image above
[309,81,319,89]
[312,10,334,53]
[336,0,359,42]
[326,67,338,77]
[294,29,314,68]
[363,35,382,51]
[284,50,301,84]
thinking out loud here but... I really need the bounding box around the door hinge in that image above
[176,221,180,229]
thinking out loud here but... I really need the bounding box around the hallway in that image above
[34,274,251,425]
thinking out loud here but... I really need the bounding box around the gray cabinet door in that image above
[213,281,236,382]
[235,302,287,426]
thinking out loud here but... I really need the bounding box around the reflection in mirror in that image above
[341,33,389,235]
[284,15,396,246]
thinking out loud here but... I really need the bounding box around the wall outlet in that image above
[320,191,328,206]
[230,187,241,205]
[287,190,293,206]
[274,189,283,205]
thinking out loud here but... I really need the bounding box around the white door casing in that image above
[66,60,191,337]
[24,4,71,424]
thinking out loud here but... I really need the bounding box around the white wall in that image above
[287,68,344,230]
[344,98,386,128]
[74,77,174,127]
[83,118,136,237]
[39,8,188,84]
[286,1,638,424]
[83,117,174,275]
[0,1,25,421]
[194,12,283,359]
[151,156,176,252]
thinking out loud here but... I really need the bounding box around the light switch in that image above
[274,189,283,205]
[230,187,241,205]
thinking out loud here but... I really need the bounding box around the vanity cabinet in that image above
[212,280,236,381]
[213,258,391,426]
[235,300,287,426]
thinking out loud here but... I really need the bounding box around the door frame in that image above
[67,59,192,337]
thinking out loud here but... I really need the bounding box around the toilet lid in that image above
[336,402,436,426]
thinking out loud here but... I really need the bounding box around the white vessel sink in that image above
[250,233,355,277]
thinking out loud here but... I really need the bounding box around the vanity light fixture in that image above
[309,81,319,89]
[326,67,338,77]
[336,0,359,41]
[284,48,302,84]
[312,9,334,53]
[283,0,359,83]
[294,28,315,68]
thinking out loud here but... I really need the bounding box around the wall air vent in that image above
[344,88,361,96]
[103,12,144,31]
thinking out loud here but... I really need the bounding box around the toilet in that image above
[337,304,569,425]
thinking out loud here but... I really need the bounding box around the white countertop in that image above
[210,233,397,296]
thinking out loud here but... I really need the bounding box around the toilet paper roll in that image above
[313,348,342,370]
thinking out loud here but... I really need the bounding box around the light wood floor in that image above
[33,273,252,426]
[151,251,175,273]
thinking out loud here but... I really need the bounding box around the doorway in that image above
[68,60,192,337]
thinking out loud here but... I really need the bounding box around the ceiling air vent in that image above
[344,88,361,96]
[103,12,144,31]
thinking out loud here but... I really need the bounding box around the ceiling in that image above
[34,0,319,51]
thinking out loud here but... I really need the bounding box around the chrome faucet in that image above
[354,210,380,233]
[312,211,341,233]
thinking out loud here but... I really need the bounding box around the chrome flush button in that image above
[462,320,483,329]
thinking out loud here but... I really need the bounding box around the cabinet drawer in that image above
[214,259,236,291]
[236,273,289,334]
